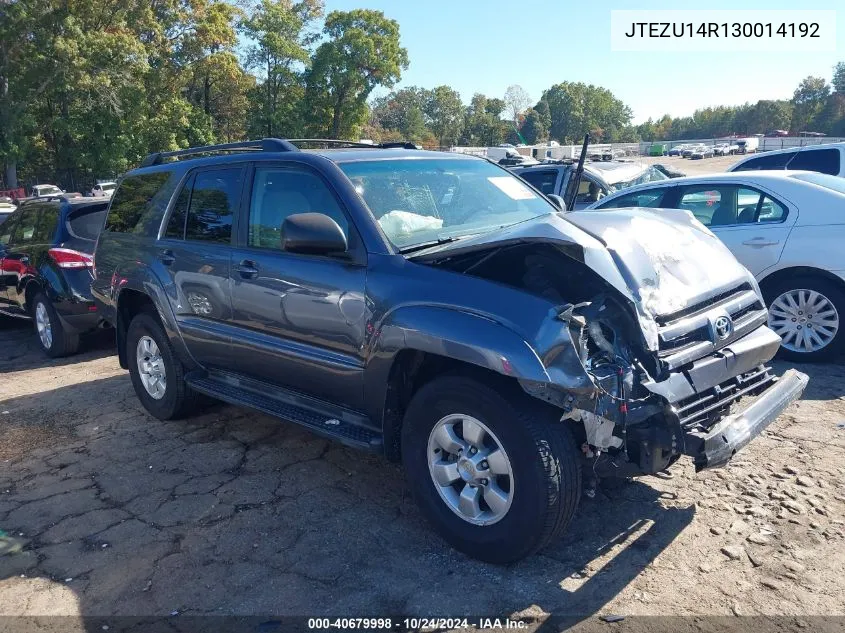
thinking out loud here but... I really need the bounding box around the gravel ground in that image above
[1,312,844,627]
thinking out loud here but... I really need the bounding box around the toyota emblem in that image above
[714,315,733,340]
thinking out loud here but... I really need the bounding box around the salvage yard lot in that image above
[1,319,844,622]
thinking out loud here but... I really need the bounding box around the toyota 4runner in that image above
[92,139,808,563]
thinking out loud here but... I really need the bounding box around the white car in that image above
[730,142,845,177]
[29,184,63,198]
[0,197,15,225]
[91,181,117,198]
[714,143,739,156]
[587,170,845,361]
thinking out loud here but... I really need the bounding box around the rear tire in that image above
[126,311,200,419]
[401,376,581,563]
[32,292,79,358]
[764,275,845,362]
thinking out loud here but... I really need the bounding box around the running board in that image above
[185,371,383,451]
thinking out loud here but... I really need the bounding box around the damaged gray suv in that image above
[92,139,808,563]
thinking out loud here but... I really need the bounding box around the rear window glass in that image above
[67,204,108,240]
[786,148,840,175]
[732,152,794,171]
[106,172,171,233]
[791,171,845,194]
[518,170,558,195]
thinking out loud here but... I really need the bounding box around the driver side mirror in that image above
[282,212,348,256]
[547,194,566,211]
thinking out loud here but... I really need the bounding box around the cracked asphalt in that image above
[1,317,844,625]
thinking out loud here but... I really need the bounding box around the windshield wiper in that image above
[398,235,462,255]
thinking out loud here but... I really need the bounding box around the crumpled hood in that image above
[565,207,753,316]
[415,209,755,351]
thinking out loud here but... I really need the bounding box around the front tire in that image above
[401,376,581,563]
[765,276,845,362]
[126,311,199,419]
[32,292,79,358]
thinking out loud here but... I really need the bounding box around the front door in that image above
[676,184,793,276]
[157,166,245,368]
[227,163,368,410]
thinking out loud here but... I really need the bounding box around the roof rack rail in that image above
[288,139,420,150]
[139,138,298,168]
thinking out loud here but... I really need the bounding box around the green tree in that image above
[519,109,546,144]
[303,9,408,138]
[541,82,632,143]
[833,62,845,94]
[240,0,323,138]
[371,86,431,141]
[424,85,464,147]
[791,76,830,133]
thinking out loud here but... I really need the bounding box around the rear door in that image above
[1,203,57,315]
[158,165,245,368]
[673,183,794,275]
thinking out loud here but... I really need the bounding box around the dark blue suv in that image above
[1,197,108,356]
[92,139,807,562]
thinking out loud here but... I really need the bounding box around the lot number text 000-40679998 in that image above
[610,10,836,52]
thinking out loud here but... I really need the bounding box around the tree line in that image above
[3,0,845,191]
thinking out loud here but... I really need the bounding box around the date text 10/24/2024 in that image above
[307,618,530,630]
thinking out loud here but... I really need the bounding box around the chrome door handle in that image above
[236,260,259,279]
[742,238,779,247]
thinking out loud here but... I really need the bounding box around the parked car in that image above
[0,197,16,225]
[588,170,845,361]
[652,164,686,179]
[0,197,109,356]
[714,143,736,156]
[91,182,117,198]
[690,146,715,160]
[682,144,707,158]
[511,161,668,209]
[729,142,845,178]
[667,145,688,157]
[29,184,64,198]
[91,138,807,563]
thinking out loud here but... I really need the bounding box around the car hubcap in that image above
[427,414,514,526]
[136,335,167,399]
[35,302,52,349]
[768,289,839,354]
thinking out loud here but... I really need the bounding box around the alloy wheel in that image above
[768,288,839,354]
[426,414,514,526]
[136,335,167,400]
[35,302,53,350]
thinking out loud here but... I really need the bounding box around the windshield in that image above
[102,183,116,191]
[791,171,845,194]
[37,186,62,195]
[339,158,555,250]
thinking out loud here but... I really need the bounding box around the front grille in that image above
[656,284,769,366]
[675,365,775,431]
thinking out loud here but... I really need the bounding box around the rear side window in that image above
[598,188,667,209]
[732,152,794,171]
[164,175,193,239]
[34,205,59,242]
[518,170,558,195]
[106,172,171,233]
[786,148,841,175]
[67,204,108,240]
[185,168,243,243]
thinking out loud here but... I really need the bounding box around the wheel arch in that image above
[758,266,845,299]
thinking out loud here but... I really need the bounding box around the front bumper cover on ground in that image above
[686,368,809,471]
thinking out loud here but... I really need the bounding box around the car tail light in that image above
[48,248,93,269]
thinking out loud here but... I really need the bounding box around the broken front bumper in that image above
[684,369,808,471]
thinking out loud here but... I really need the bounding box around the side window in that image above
[248,166,348,250]
[164,175,193,239]
[106,172,171,233]
[757,195,788,223]
[575,177,606,204]
[11,207,41,244]
[185,168,243,243]
[34,206,59,242]
[786,148,840,175]
[735,188,764,224]
[519,170,558,196]
[678,186,739,226]
[733,152,794,171]
[598,188,666,209]
[0,212,18,245]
